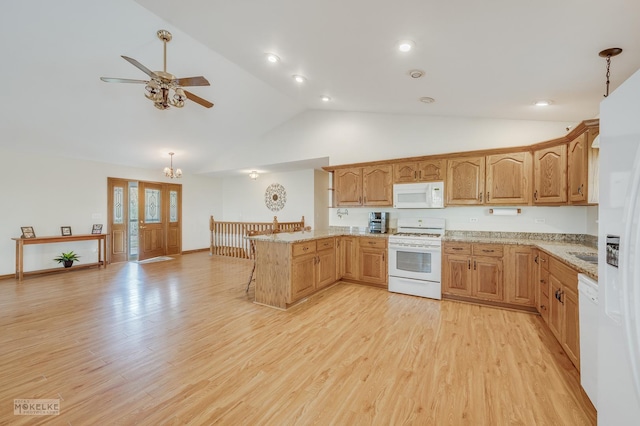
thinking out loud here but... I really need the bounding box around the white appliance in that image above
[388,217,445,299]
[598,68,640,425]
[578,273,598,409]
[393,182,444,209]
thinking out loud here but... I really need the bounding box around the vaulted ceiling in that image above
[2,0,639,176]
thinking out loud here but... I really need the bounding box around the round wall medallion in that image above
[264,183,287,212]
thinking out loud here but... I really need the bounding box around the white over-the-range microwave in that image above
[393,182,444,209]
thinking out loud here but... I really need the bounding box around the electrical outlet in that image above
[534,218,546,224]
[470,217,478,223]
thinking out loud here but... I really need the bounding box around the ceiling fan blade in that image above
[121,55,158,79]
[174,76,210,87]
[184,90,214,108]
[100,77,148,84]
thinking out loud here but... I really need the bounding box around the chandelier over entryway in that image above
[164,152,182,178]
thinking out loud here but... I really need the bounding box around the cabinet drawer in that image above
[538,251,549,270]
[292,241,317,257]
[316,238,335,251]
[549,257,578,291]
[444,242,471,255]
[360,237,387,249]
[472,244,503,257]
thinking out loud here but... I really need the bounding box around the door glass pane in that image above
[129,182,138,256]
[113,187,124,224]
[170,190,178,223]
[396,251,432,274]
[145,188,161,223]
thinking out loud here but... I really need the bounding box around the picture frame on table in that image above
[61,226,72,236]
[91,224,103,234]
[20,226,36,239]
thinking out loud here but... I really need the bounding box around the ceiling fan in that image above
[100,29,214,110]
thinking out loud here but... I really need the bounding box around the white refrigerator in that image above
[598,67,640,424]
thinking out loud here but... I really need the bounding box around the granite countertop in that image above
[247,228,389,243]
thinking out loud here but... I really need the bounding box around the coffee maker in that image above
[368,212,389,234]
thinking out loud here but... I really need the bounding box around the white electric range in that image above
[388,217,445,300]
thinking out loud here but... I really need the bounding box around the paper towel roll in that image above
[489,208,521,216]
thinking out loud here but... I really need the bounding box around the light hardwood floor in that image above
[0,253,595,425]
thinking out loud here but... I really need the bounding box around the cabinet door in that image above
[334,168,363,206]
[393,162,419,183]
[562,287,580,370]
[548,275,563,342]
[341,237,358,280]
[538,268,550,323]
[443,254,472,296]
[473,256,503,301]
[446,156,485,205]
[417,159,444,182]
[533,144,567,204]
[362,165,393,206]
[290,253,316,302]
[568,133,588,204]
[505,246,535,306]
[359,247,387,287]
[485,152,532,205]
[317,248,336,289]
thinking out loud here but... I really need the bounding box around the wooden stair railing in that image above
[209,215,305,259]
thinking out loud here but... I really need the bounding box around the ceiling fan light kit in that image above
[101,30,214,110]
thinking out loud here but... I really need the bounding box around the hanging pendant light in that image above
[599,48,623,97]
[164,152,182,178]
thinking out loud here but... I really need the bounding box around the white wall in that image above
[329,206,590,234]
[2,150,222,276]
[221,170,316,227]
[249,110,576,169]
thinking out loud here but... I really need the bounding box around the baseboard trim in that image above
[181,248,209,255]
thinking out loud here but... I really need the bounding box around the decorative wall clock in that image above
[264,183,287,212]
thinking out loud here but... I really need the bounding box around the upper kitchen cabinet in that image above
[333,165,392,207]
[485,152,532,205]
[334,168,363,206]
[533,144,567,204]
[446,156,485,205]
[362,165,393,206]
[568,128,599,205]
[393,159,444,183]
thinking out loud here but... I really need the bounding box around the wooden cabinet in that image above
[504,245,535,306]
[393,159,444,183]
[485,152,532,205]
[446,152,531,206]
[443,242,503,302]
[568,129,599,205]
[291,252,317,301]
[316,238,336,289]
[334,168,363,206]
[290,238,337,302]
[535,250,550,323]
[446,156,485,205]
[339,236,358,280]
[547,256,580,370]
[533,144,568,204]
[334,165,392,206]
[358,237,387,287]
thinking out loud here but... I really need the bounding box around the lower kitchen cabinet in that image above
[358,237,388,287]
[290,238,336,303]
[535,250,551,322]
[442,242,503,302]
[339,236,358,280]
[505,245,535,307]
[291,252,317,301]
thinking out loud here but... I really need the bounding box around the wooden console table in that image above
[12,234,107,281]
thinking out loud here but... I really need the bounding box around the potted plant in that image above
[54,251,81,268]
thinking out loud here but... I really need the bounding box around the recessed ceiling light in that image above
[398,40,415,52]
[265,53,280,63]
[293,74,306,83]
[534,100,553,106]
[321,95,331,102]
[409,69,425,79]
[419,97,435,104]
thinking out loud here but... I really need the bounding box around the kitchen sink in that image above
[569,252,598,265]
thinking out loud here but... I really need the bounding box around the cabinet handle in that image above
[534,255,539,264]
[540,258,546,263]
[540,304,546,310]
[474,260,477,270]
[368,241,376,245]
[419,170,422,179]
[487,191,490,202]
[479,192,483,203]
[452,247,463,251]
[414,171,417,179]
[359,196,362,204]
[303,247,309,251]
[559,290,564,304]
[534,190,538,201]
[382,253,385,262]
[482,249,494,253]
[540,279,546,284]
[578,184,584,195]
[468,260,471,269]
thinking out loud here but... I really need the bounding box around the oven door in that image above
[388,244,441,282]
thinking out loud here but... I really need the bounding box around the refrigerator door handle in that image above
[621,147,640,401]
